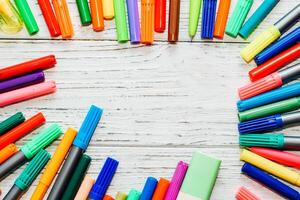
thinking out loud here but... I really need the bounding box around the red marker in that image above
[154,0,166,32]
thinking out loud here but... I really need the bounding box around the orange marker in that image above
[52,0,74,39]
[0,144,18,164]
[152,178,170,200]
[74,175,95,200]
[141,0,155,44]
[91,0,105,31]
[104,195,115,200]
[213,0,231,39]
[30,128,77,200]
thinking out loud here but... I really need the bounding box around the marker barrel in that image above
[213,0,231,39]
[74,176,95,200]
[127,0,141,43]
[188,0,202,38]
[154,0,166,32]
[3,185,23,200]
[141,0,155,44]
[140,177,158,200]
[91,0,105,31]
[114,0,129,43]
[274,4,300,34]
[0,151,27,180]
[76,0,92,25]
[168,0,180,42]
[0,112,25,136]
[201,0,217,39]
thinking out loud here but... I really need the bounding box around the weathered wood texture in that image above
[0,0,299,199]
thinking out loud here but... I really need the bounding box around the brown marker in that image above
[168,0,180,42]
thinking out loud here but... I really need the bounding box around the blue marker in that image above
[47,105,103,200]
[237,82,300,111]
[201,0,217,39]
[89,157,119,200]
[255,27,300,65]
[140,177,158,200]
[238,111,300,134]
[242,163,300,200]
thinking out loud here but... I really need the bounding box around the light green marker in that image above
[189,0,202,39]
[113,0,129,43]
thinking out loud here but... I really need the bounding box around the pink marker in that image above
[236,186,260,200]
[0,81,56,107]
[164,161,188,200]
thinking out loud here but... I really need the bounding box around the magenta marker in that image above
[164,161,188,200]
[126,0,141,43]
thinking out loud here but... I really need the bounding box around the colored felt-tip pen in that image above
[116,192,127,200]
[213,0,231,39]
[104,195,115,200]
[0,81,57,107]
[168,0,180,43]
[141,0,155,44]
[154,0,166,32]
[152,178,170,199]
[127,189,141,200]
[241,4,300,63]
[74,176,95,200]
[235,186,261,200]
[0,55,56,81]
[201,0,217,39]
[0,144,18,164]
[140,177,158,200]
[239,63,300,100]
[0,0,23,34]
[0,112,25,136]
[3,150,50,200]
[38,0,61,37]
[0,112,46,150]
[188,0,202,39]
[242,163,300,200]
[31,128,77,200]
[240,149,300,187]
[239,111,300,134]
[114,0,129,43]
[102,0,114,19]
[91,0,105,31]
[126,0,141,43]
[47,105,103,200]
[76,0,92,25]
[52,0,74,39]
[0,124,62,180]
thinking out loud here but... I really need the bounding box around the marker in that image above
[0,144,18,164]
[239,112,300,134]
[239,0,279,39]
[141,0,155,44]
[127,189,141,200]
[52,0,74,39]
[213,0,231,39]
[14,0,39,35]
[154,0,166,32]
[165,161,188,200]
[0,0,23,34]
[116,192,127,200]
[188,0,202,39]
[201,0,217,39]
[0,124,61,180]
[102,0,114,19]
[241,149,300,186]
[113,0,129,43]
[126,0,141,43]
[76,0,92,25]
[47,105,103,200]
[0,81,57,107]
[250,147,300,169]
[0,112,25,136]
[0,71,45,94]
[240,133,300,149]
[168,0,180,42]
[31,128,77,200]
[242,163,300,200]
[152,178,170,200]
[237,82,300,112]
[140,177,158,200]
[241,4,300,63]
[249,43,300,81]
[89,157,119,200]
[91,0,105,31]
[38,0,61,37]
[0,113,46,150]
[239,63,300,100]
[74,176,95,200]
[61,154,92,200]
[3,150,50,200]
[0,55,56,81]
[225,0,253,38]
[104,195,115,200]
[255,27,300,65]
[235,186,261,200]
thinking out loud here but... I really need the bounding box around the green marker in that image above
[76,0,92,25]
[113,0,129,43]
[14,0,39,35]
[0,112,25,136]
[189,0,202,39]
[127,189,141,200]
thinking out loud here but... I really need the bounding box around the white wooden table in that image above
[0,0,299,199]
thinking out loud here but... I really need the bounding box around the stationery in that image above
[0,144,18,164]
[104,195,115,200]
[168,0,180,42]
[0,112,25,136]
[154,0,166,32]
[188,0,202,38]
[0,0,23,34]
[102,0,115,19]
[213,0,231,39]
[140,177,158,200]
[201,0,217,39]
[74,176,95,200]
[91,0,105,31]
[141,0,155,44]
[116,192,127,200]
[152,178,170,200]
[235,186,260,200]
[114,0,129,42]
[76,0,92,25]
[127,189,141,200]
[127,0,141,43]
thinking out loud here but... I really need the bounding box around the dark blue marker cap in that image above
[201,0,217,39]
[73,105,103,150]
[89,157,119,200]
[242,163,300,200]
[140,177,158,200]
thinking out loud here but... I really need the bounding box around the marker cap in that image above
[74,176,95,200]
[104,195,115,200]
[127,189,141,200]
[201,0,217,39]
[0,144,18,164]
[140,177,158,200]
[239,134,285,148]
[76,0,92,25]
[102,0,115,20]
[15,150,50,190]
[113,0,129,43]
[213,0,231,39]
[152,178,170,200]
[154,0,167,33]
[236,186,261,200]
[73,105,103,150]
[0,112,25,136]
[0,0,23,34]
[21,124,62,159]
[116,192,127,200]
[90,0,105,31]
[141,0,155,44]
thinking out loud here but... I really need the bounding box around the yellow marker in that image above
[102,0,114,20]
[0,0,23,34]
[240,149,300,187]
[30,128,77,200]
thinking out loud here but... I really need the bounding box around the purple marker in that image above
[164,161,188,200]
[0,71,45,93]
[126,0,141,43]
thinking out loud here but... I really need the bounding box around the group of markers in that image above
[233,2,300,200]
[0,106,222,200]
